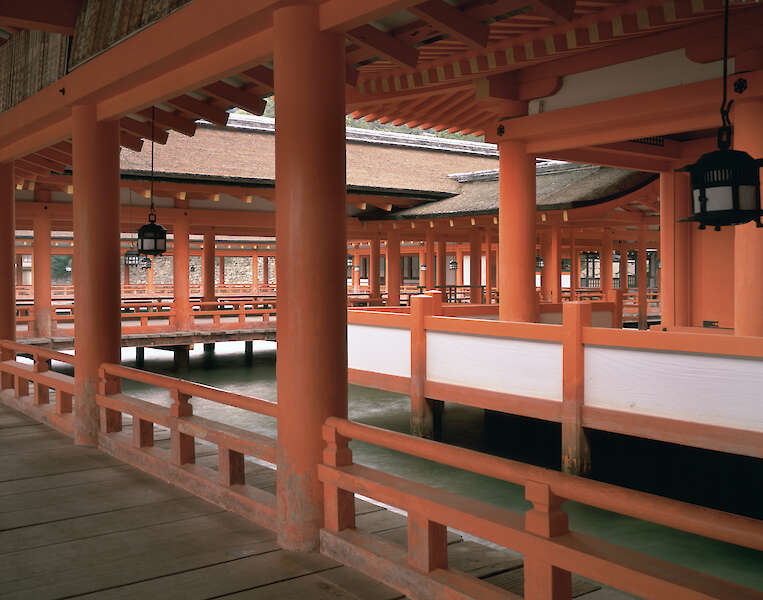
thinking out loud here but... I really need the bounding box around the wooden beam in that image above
[409,1,489,50]
[120,132,144,153]
[240,65,275,90]
[346,25,419,69]
[0,0,80,35]
[167,95,230,127]
[137,108,197,137]
[35,146,71,166]
[120,117,169,144]
[528,0,575,24]
[202,81,266,115]
[22,153,67,173]
[15,159,50,176]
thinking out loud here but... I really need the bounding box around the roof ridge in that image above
[213,113,499,157]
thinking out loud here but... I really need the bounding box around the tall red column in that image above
[733,99,763,337]
[570,234,579,299]
[202,231,216,301]
[33,209,52,337]
[418,246,426,287]
[619,247,629,290]
[485,230,494,304]
[437,239,446,289]
[173,206,191,330]
[274,3,347,552]
[549,223,561,302]
[469,229,482,303]
[539,234,549,300]
[72,106,121,446]
[498,141,536,321]
[386,230,401,305]
[601,231,613,292]
[660,172,676,328]
[674,174,691,327]
[425,229,435,289]
[637,222,648,330]
[0,163,14,342]
[369,237,381,302]
[351,250,360,291]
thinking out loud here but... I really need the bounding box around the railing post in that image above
[33,352,50,406]
[0,345,14,391]
[523,481,571,600]
[606,289,623,329]
[219,446,245,486]
[408,512,448,573]
[410,294,435,438]
[170,388,195,465]
[98,368,122,433]
[561,302,591,475]
[322,423,355,532]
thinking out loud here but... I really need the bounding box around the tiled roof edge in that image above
[204,113,499,157]
[448,161,603,182]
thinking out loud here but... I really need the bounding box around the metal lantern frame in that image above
[677,0,762,230]
[536,256,545,270]
[124,248,140,266]
[448,259,458,271]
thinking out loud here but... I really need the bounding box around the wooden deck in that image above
[0,403,629,599]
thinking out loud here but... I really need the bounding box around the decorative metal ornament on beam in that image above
[677,0,762,230]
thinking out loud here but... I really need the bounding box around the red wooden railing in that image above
[94,363,278,529]
[0,340,75,435]
[319,418,763,600]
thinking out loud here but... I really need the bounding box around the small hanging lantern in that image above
[140,256,152,270]
[678,0,762,230]
[137,213,167,255]
[448,259,458,271]
[420,264,427,271]
[536,255,545,270]
[124,248,140,266]
[137,107,169,255]
[347,257,353,267]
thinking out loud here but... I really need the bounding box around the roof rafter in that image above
[167,96,229,127]
[202,81,266,116]
[408,1,490,49]
[346,24,419,69]
[137,108,197,137]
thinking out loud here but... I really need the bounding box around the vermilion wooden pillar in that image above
[498,141,536,321]
[674,174,691,327]
[436,239,446,289]
[469,229,482,303]
[386,230,401,305]
[601,231,613,292]
[485,230,494,304]
[0,162,14,342]
[369,237,381,302]
[274,2,347,552]
[570,232,579,298]
[637,222,648,330]
[455,246,463,285]
[72,106,121,446]
[173,210,191,330]
[539,235,549,300]
[351,250,360,290]
[33,209,52,337]
[425,229,435,289]
[659,172,676,329]
[619,246,628,290]
[733,99,763,337]
[418,246,426,286]
[15,254,23,286]
[251,253,259,293]
[202,231,215,301]
[549,223,561,302]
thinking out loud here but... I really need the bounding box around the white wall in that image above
[426,331,563,401]
[348,324,411,378]
[585,347,763,432]
[461,255,487,286]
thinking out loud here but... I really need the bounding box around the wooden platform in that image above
[0,403,629,599]
[16,326,277,351]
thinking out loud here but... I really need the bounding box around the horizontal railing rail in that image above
[0,340,75,435]
[96,363,278,528]
[319,417,763,600]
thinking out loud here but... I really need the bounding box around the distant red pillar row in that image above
[274,2,347,552]
[637,222,648,330]
[386,230,401,306]
[72,106,121,447]
[601,231,613,292]
[498,141,536,321]
[733,99,763,337]
[202,231,216,301]
[369,237,380,302]
[33,208,52,337]
[0,162,14,342]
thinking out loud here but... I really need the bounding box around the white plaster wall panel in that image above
[529,50,728,113]
[461,256,487,285]
[348,324,411,378]
[591,310,613,328]
[584,347,763,432]
[562,274,570,288]
[426,331,563,401]
[536,274,541,287]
